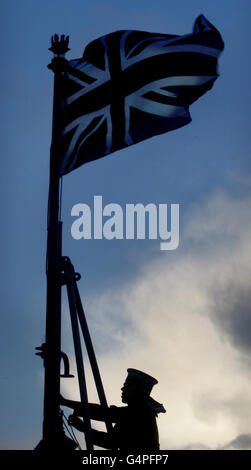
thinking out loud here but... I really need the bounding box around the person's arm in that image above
[68,414,117,450]
[60,395,117,421]
[60,395,84,415]
[91,429,116,449]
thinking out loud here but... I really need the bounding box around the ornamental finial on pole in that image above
[48,34,70,72]
[49,34,70,56]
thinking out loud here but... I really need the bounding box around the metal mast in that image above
[42,34,69,449]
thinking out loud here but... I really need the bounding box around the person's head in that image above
[121,368,158,404]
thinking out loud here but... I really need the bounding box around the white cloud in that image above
[62,190,251,450]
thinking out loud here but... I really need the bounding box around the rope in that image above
[62,410,82,450]
[59,176,63,221]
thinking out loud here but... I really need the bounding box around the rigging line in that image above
[59,176,63,221]
[68,424,82,451]
[63,419,81,450]
[62,412,77,442]
[45,184,51,271]
[62,412,77,441]
[45,176,63,271]
[62,411,82,450]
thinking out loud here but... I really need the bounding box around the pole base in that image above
[35,432,78,453]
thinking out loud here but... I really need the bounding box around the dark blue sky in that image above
[1,0,251,449]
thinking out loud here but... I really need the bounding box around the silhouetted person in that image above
[60,368,166,451]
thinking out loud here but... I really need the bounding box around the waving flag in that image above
[59,15,224,175]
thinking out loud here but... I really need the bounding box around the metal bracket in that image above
[35,343,74,378]
[60,352,74,378]
[60,256,81,286]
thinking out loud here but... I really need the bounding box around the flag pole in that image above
[41,35,69,449]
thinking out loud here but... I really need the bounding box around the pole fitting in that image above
[60,256,82,285]
[48,34,70,72]
[49,34,70,56]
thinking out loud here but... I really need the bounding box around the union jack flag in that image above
[59,15,224,175]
